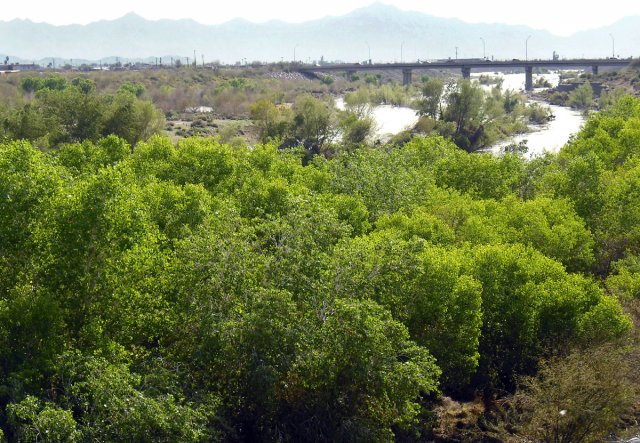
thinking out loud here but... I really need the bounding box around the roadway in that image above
[298,58,636,89]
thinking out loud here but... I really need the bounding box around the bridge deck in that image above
[299,58,634,73]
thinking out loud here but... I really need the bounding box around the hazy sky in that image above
[2,0,639,36]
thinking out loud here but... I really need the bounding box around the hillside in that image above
[1,3,639,63]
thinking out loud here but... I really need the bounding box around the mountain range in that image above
[1,3,639,64]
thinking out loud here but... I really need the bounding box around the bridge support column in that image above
[525,66,533,91]
[402,69,412,86]
[461,66,471,79]
[346,70,357,81]
[592,65,599,75]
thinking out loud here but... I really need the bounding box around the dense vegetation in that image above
[411,77,552,151]
[1,81,640,440]
[540,66,640,111]
[0,71,551,153]
[249,77,552,152]
[0,76,163,149]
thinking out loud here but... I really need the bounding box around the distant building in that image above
[0,63,40,72]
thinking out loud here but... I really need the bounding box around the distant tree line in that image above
[0,75,164,149]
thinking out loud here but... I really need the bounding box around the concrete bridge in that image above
[299,58,635,90]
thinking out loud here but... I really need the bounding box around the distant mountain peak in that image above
[118,12,145,22]
[349,2,402,15]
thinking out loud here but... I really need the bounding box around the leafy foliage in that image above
[2,75,164,149]
[1,97,639,440]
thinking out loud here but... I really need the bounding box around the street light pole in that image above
[480,37,486,59]
[609,33,615,58]
[455,46,458,60]
[526,35,532,62]
[400,41,404,63]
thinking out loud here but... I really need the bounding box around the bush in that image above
[506,345,636,443]
[568,82,594,109]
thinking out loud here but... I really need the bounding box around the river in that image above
[334,98,419,139]
[336,71,586,156]
[475,72,586,157]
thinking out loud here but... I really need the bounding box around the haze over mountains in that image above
[1,3,639,64]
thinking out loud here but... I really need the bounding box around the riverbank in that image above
[491,101,585,157]
[474,72,587,157]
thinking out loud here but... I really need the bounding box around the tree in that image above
[249,98,290,142]
[20,77,45,94]
[331,232,482,391]
[290,94,336,153]
[119,81,146,98]
[432,148,525,200]
[288,299,440,441]
[194,289,301,440]
[103,91,165,146]
[6,76,164,148]
[468,244,630,392]
[475,196,596,273]
[597,160,640,267]
[442,80,485,150]
[54,352,210,442]
[0,141,62,291]
[71,77,96,94]
[343,88,372,118]
[568,82,593,109]
[7,396,80,443]
[418,78,444,119]
[606,254,640,300]
[0,103,49,142]
[338,110,375,147]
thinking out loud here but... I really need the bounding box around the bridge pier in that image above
[461,66,471,79]
[346,70,357,81]
[402,69,412,86]
[525,66,533,91]
[592,65,599,75]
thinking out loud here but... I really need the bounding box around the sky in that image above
[2,0,639,36]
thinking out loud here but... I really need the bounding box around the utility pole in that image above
[609,33,615,58]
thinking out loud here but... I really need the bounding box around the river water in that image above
[336,71,586,156]
[492,102,585,157]
[475,72,586,157]
[334,98,419,139]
